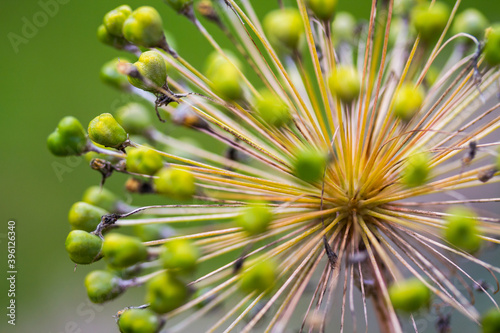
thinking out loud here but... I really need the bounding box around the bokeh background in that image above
[0,0,499,332]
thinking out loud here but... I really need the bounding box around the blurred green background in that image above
[0,0,499,332]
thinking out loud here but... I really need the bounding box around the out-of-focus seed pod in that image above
[484,25,500,67]
[389,278,431,313]
[82,186,118,212]
[401,151,431,188]
[145,273,188,313]
[451,8,489,40]
[255,90,291,128]
[115,103,152,135]
[68,201,108,232]
[239,259,277,294]
[306,0,338,22]
[331,12,356,45]
[102,233,148,268]
[482,308,500,333]
[264,8,304,51]
[126,146,164,176]
[118,308,163,333]
[328,66,361,103]
[411,1,450,43]
[292,146,328,183]
[236,205,273,236]
[154,167,196,200]
[100,58,131,91]
[444,206,481,253]
[393,83,424,121]
[85,270,124,303]
[160,238,200,272]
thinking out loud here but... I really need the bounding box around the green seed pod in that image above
[388,278,431,313]
[328,66,361,103]
[393,83,424,121]
[451,9,489,40]
[126,147,164,176]
[154,167,196,200]
[145,272,188,314]
[118,308,163,333]
[264,8,303,50]
[236,205,273,236]
[123,6,165,48]
[444,206,481,253]
[205,52,243,101]
[160,239,200,272]
[103,5,132,37]
[306,0,338,22]
[47,116,87,156]
[84,270,123,303]
[65,230,103,265]
[88,113,128,149]
[255,90,291,128]
[410,2,450,43]
[68,202,108,232]
[102,233,148,268]
[115,103,152,135]
[127,51,168,92]
[165,0,193,14]
[239,259,277,294]
[484,25,500,67]
[97,24,129,49]
[401,151,431,188]
[100,58,131,91]
[482,308,500,333]
[292,146,328,183]
[82,186,118,212]
[134,224,175,242]
[331,12,356,45]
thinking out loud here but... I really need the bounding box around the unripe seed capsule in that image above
[88,113,128,149]
[264,8,303,50]
[255,90,291,128]
[103,5,132,37]
[68,201,108,232]
[47,116,87,156]
[65,230,103,265]
[160,238,200,272]
[82,186,118,212]
[115,103,152,135]
[484,25,500,67]
[239,259,277,294]
[306,0,338,22]
[154,167,196,200]
[411,1,450,43]
[97,24,129,49]
[100,58,131,91]
[389,278,431,313]
[118,308,163,333]
[205,52,243,101]
[123,6,165,48]
[451,8,489,40]
[482,308,500,333]
[102,233,148,268]
[236,205,273,236]
[146,273,188,314]
[331,12,356,45]
[126,147,164,176]
[328,66,361,103]
[84,270,123,303]
[165,0,193,14]
[401,151,431,188]
[127,51,167,92]
[444,206,481,253]
[292,147,328,183]
[393,83,424,121]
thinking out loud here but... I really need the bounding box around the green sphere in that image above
[115,103,152,135]
[328,66,361,103]
[482,308,500,333]
[444,206,481,253]
[401,151,431,188]
[47,116,87,156]
[165,0,193,13]
[411,2,450,42]
[292,147,328,183]
[452,8,489,40]
[97,24,129,49]
[393,83,424,121]
[88,113,128,149]
[65,230,103,265]
[123,6,165,48]
[160,238,200,272]
[126,147,164,176]
[205,52,243,101]
[306,0,338,21]
[239,259,277,294]
[255,90,291,128]
[127,51,168,92]
[84,270,123,303]
[102,233,148,268]
[484,25,500,67]
[100,58,131,91]
[389,278,431,313]
[236,205,273,236]
[331,12,356,45]
[68,201,108,232]
[154,167,196,200]
[264,8,303,50]
[103,5,132,37]
[118,308,163,333]
[82,186,118,212]
[146,273,188,313]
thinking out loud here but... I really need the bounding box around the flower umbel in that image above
[50,0,500,332]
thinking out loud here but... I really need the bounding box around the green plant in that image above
[50,1,500,332]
